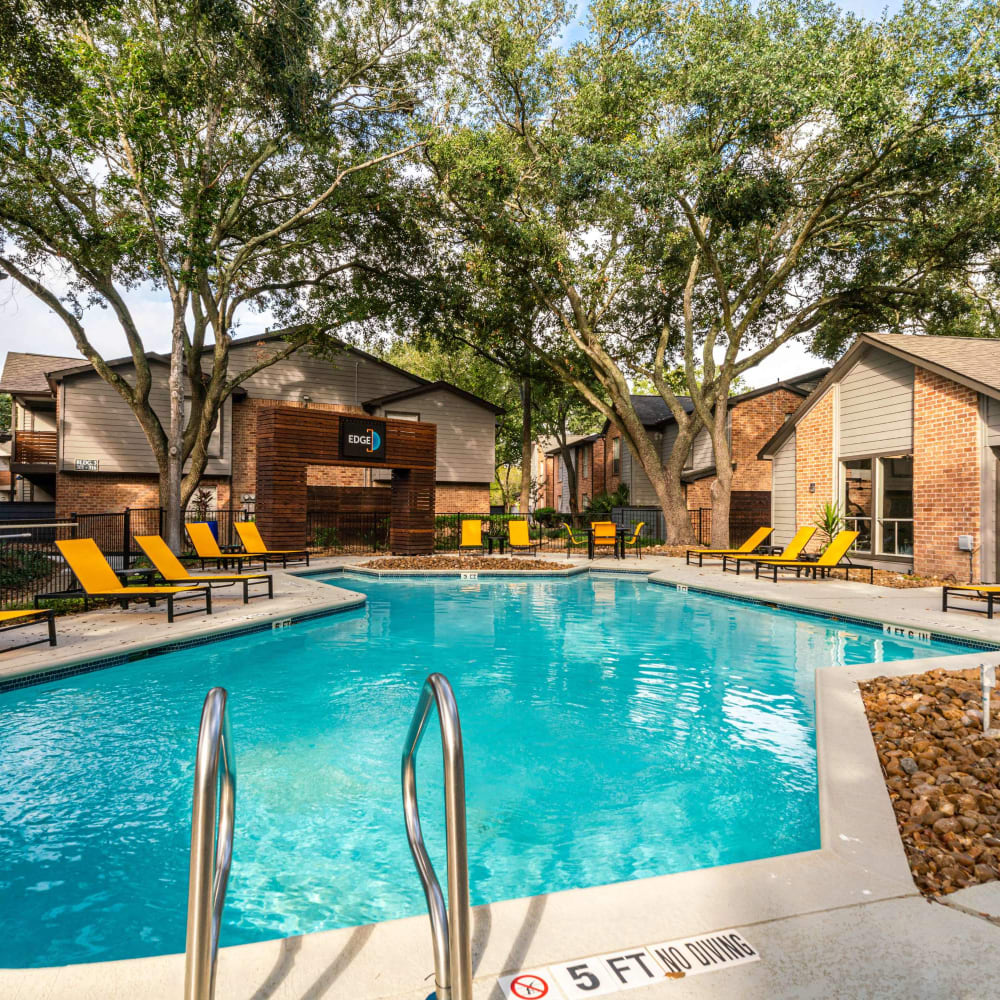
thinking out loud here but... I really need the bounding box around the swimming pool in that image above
[0,573,978,968]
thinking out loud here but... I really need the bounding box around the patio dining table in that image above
[583,524,630,560]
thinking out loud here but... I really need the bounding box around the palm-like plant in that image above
[814,501,845,552]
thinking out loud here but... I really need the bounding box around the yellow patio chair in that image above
[459,519,485,555]
[685,527,773,567]
[507,519,540,556]
[234,521,311,568]
[0,608,56,652]
[561,521,587,559]
[942,584,1000,619]
[722,526,815,575]
[135,535,273,604]
[622,522,645,559]
[55,538,211,622]
[753,531,872,583]
[186,522,268,572]
[592,521,617,557]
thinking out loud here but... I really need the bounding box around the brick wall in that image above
[55,473,230,517]
[731,389,803,491]
[795,388,835,552]
[913,367,981,581]
[435,482,491,513]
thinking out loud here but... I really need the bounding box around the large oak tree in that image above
[0,0,443,547]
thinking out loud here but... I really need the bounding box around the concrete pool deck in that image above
[2,555,1000,998]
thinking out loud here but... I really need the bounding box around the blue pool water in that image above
[0,574,978,967]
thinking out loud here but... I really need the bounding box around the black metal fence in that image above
[307,511,390,554]
[0,519,79,609]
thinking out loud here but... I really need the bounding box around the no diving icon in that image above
[503,971,551,1000]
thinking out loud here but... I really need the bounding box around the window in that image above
[612,437,620,477]
[581,447,590,479]
[386,411,419,422]
[841,454,913,557]
[879,455,914,555]
[842,459,873,552]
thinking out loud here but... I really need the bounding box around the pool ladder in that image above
[402,673,473,1000]
[184,688,236,1000]
[178,674,471,1000]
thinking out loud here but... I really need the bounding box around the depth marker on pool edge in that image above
[497,929,760,1000]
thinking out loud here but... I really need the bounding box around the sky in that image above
[0,0,902,390]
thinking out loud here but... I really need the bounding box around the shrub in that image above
[585,483,629,513]
[312,526,340,548]
[533,506,557,526]
[0,545,54,591]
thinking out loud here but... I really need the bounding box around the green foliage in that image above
[312,526,340,548]
[533,505,556,525]
[0,544,53,590]
[0,393,10,434]
[814,501,845,550]
[585,483,629,513]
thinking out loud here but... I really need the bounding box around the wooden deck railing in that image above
[13,430,57,464]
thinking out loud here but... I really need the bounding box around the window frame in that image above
[611,437,621,477]
[839,451,913,558]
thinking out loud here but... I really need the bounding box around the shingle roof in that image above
[362,379,504,414]
[865,334,1000,394]
[630,394,695,426]
[0,352,83,394]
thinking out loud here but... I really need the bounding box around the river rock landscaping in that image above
[861,668,1000,895]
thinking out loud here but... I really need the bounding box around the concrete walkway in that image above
[3,555,1000,998]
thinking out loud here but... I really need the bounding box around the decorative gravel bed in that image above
[861,668,1000,895]
[359,556,568,571]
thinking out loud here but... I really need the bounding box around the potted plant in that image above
[190,488,219,539]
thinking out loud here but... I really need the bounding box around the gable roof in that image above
[0,352,83,395]
[758,333,1000,460]
[543,432,602,456]
[362,379,504,415]
[42,332,429,391]
[599,368,828,434]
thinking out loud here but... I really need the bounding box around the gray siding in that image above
[687,426,714,470]
[375,388,495,483]
[987,396,1000,446]
[558,455,570,512]
[839,349,913,456]
[771,432,797,546]
[60,369,231,475]
[228,342,418,405]
[623,439,659,505]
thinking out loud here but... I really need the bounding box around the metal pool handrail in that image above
[402,674,472,1000]
[184,687,237,1000]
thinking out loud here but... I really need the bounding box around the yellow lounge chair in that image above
[459,519,485,555]
[561,522,587,559]
[622,521,645,559]
[686,527,773,567]
[753,530,873,583]
[591,521,618,557]
[0,608,56,652]
[135,535,273,604]
[942,584,1000,619]
[234,521,310,568]
[187,522,268,572]
[508,519,539,556]
[722,526,816,575]
[55,538,211,622]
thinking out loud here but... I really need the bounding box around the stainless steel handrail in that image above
[184,687,237,1000]
[402,674,472,1000]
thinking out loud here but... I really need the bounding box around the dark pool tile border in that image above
[0,600,364,695]
[652,578,1000,652]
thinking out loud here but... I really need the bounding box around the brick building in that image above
[0,336,500,517]
[538,371,827,523]
[759,334,1000,581]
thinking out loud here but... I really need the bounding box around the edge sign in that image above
[340,416,387,461]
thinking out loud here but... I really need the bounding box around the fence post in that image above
[158,507,164,537]
[122,507,131,569]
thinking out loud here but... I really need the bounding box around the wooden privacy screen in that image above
[255,408,437,555]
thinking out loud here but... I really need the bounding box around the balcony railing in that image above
[13,430,57,465]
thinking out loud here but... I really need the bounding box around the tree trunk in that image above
[708,397,733,549]
[519,377,532,513]
[616,411,697,545]
[163,316,186,551]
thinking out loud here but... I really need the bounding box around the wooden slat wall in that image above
[255,407,437,553]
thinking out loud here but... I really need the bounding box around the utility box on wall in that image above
[958,534,974,552]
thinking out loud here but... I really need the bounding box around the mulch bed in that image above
[860,668,1000,895]
[359,556,567,571]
